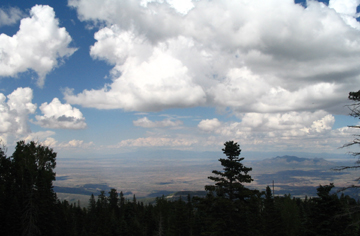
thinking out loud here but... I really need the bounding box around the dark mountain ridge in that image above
[258,155,335,166]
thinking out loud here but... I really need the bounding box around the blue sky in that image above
[1,0,360,158]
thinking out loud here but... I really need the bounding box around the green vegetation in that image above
[1,140,360,236]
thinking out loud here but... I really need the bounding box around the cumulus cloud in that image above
[65,0,360,116]
[0,87,36,138]
[0,88,87,146]
[41,137,58,147]
[33,136,94,149]
[219,111,334,136]
[202,111,326,135]
[34,98,87,129]
[57,139,95,149]
[238,111,335,134]
[196,111,343,152]
[198,118,222,132]
[22,131,56,143]
[329,0,360,29]
[64,27,206,111]
[0,7,24,26]
[140,0,194,14]
[133,117,182,128]
[0,5,76,87]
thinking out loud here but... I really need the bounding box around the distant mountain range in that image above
[249,155,360,198]
[257,155,336,167]
[54,184,133,196]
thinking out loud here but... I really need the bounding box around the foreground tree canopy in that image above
[1,140,360,236]
[0,141,57,236]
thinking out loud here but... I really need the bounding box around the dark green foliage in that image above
[0,140,57,236]
[262,186,284,236]
[277,194,301,236]
[306,183,357,236]
[51,184,359,236]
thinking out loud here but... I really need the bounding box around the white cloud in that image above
[196,111,342,152]
[238,111,335,134]
[0,87,36,138]
[113,136,198,147]
[0,7,24,26]
[57,139,95,149]
[34,98,87,129]
[133,117,182,128]
[329,0,360,29]
[198,118,222,132]
[65,28,206,111]
[329,0,360,15]
[22,130,56,143]
[0,88,89,149]
[33,136,95,150]
[140,0,194,14]
[166,0,194,14]
[65,0,360,115]
[68,0,184,42]
[41,137,58,147]
[0,5,76,87]
[301,114,335,134]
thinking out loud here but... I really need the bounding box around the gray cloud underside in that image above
[34,115,86,129]
[0,7,24,26]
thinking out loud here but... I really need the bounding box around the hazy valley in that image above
[54,150,360,204]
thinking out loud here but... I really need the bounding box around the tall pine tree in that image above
[205,141,253,201]
[200,141,258,236]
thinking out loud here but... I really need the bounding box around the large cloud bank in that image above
[65,0,360,117]
[0,5,76,87]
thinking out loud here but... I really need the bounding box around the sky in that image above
[1,0,360,158]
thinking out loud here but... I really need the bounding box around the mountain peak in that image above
[274,155,308,162]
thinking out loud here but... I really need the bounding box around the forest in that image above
[1,140,360,236]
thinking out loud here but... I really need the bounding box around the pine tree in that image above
[108,188,119,216]
[11,141,57,236]
[262,186,283,236]
[308,183,356,236]
[200,141,257,236]
[0,145,21,236]
[205,141,253,201]
[278,194,301,236]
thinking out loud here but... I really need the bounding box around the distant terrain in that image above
[250,155,360,198]
[54,150,360,204]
